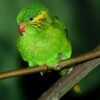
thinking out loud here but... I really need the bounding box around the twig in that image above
[39,57,100,100]
[0,45,100,80]
[53,45,100,69]
[0,66,48,80]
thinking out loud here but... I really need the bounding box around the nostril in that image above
[18,23,25,35]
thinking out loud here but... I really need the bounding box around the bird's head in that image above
[17,3,52,35]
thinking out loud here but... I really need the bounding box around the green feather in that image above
[16,3,72,68]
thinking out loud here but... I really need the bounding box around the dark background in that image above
[0,0,100,100]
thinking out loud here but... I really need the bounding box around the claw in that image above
[68,67,73,74]
[40,72,44,76]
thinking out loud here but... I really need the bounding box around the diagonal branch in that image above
[0,45,100,80]
[39,57,100,100]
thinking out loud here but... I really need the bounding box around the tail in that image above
[59,67,81,94]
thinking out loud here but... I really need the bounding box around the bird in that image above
[16,3,72,70]
[16,3,82,93]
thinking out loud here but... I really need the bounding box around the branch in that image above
[0,45,100,80]
[39,57,100,100]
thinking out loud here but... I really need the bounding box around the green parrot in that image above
[16,3,72,68]
[16,3,82,93]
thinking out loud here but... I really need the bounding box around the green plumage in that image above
[16,3,72,67]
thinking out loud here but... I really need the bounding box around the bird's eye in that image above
[29,17,33,21]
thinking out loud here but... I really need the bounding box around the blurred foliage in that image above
[0,0,100,100]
